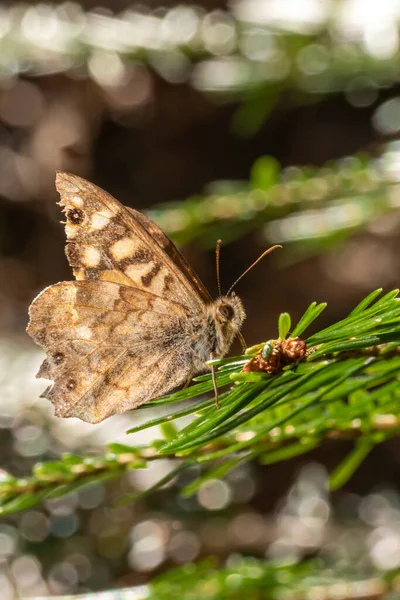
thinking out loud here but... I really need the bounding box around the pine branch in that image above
[148,149,400,253]
[5,9,400,252]
[14,557,396,599]
[1,289,400,515]
[148,557,395,600]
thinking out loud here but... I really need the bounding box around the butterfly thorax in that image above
[191,293,246,370]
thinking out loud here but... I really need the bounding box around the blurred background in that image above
[1,0,400,596]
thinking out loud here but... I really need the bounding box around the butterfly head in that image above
[208,293,246,358]
[214,293,245,327]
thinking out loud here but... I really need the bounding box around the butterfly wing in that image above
[56,171,212,311]
[125,206,212,304]
[27,280,195,423]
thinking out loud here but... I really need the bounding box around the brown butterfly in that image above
[27,172,280,423]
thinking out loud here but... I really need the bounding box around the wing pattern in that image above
[27,280,195,422]
[56,171,209,311]
[27,172,215,422]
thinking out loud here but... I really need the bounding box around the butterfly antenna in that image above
[227,245,283,296]
[216,239,223,297]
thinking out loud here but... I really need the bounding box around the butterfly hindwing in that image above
[27,280,194,422]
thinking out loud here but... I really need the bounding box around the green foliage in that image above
[278,312,291,339]
[0,450,145,516]
[15,556,396,599]
[1,289,400,515]
[250,156,280,191]
[148,557,396,600]
[148,147,399,255]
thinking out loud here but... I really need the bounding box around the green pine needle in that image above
[278,312,291,339]
[1,289,400,514]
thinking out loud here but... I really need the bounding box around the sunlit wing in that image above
[27,280,194,423]
[56,171,211,312]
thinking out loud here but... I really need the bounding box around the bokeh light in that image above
[1,1,400,597]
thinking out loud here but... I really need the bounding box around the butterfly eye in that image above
[218,303,234,320]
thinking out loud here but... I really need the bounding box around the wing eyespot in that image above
[66,379,76,391]
[53,352,65,365]
[67,208,85,225]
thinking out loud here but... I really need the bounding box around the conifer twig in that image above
[1,289,400,514]
[148,149,400,252]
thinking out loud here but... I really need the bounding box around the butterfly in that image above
[27,172,280,423]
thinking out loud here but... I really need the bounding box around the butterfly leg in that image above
[210,353,220,409]
[238,331,247,354]
[182,376,192,391]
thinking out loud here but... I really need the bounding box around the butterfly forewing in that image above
[125,207,212,305]
[56,171,209,311]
